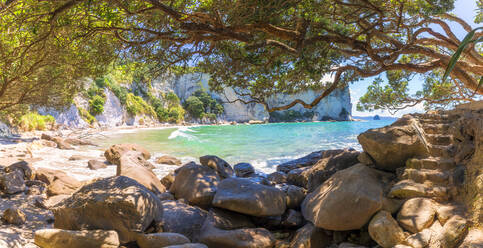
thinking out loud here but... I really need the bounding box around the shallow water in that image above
[93,119,395,174]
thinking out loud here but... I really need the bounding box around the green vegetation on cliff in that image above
[184,89,224,121]
[125,93,156,117]
[77,106,96,125]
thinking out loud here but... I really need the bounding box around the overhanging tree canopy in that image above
[1,0,482,114]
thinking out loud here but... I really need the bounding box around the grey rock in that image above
[170,163,220,207]
[212,177,286,216]
[160,200,208,241]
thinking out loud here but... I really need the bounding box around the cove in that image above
[94,118,395,174]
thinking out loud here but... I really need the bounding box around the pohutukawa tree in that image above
[1,0,482,114]
[0,0,117,114]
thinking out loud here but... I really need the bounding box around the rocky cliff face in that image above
[152,73,352,123]
[39,72,352,129]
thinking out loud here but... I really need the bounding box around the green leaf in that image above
[442,29,477,83]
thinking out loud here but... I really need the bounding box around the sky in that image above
[350,0,480,117]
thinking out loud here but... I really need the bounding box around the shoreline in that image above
[0,104,481,248]
[1,117,364,143]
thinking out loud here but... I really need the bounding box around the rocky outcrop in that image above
[52,176,163,243]
[2,103,480,248]
[39,104,90,129]
[40,71,352,128]
[151,72,352,122]
[95,89,125,127]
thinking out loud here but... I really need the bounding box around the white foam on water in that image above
[168,126,199,141]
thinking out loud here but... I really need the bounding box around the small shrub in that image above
[89,95,106,116]
[78,106,96,124]
[18,112,55,131]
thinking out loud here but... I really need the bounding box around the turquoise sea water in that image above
[95,119,395,173]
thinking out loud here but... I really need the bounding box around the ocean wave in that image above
[168,127,199,141]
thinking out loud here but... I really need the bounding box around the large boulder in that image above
[305,148,359,191]
[117,151,165,194]
[212,177,286,216]
[368,211,407,248]
[160,200,208,242]
[136,233,190,248]
[170,163,220,207]
[200,155,234,178]
[198,208,275,248]
[357,116,429,171]
[34,229,119,248]
[301,164,383,230]
[52,176,163,243]
[104,143,151,165]
[397,197,436,233]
